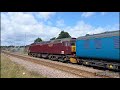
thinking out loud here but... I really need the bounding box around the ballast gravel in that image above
[5,54,83,78]
[4,53,120,78]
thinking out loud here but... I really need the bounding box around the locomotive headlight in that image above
[86,62,88,65]
[61,51,64,54]
[109,65,113,69]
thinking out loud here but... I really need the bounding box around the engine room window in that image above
[63,42,70,46]
[84,40,89,48]
[94,39,102,49]
[114,37,120,49]
[67,42,70,46]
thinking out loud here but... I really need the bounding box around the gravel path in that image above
[5,54,83,78]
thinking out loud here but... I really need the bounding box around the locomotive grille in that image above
[114,37,120,48]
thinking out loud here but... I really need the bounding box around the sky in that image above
[1,12,119,46]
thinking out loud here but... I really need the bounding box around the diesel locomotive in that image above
[28,38,76,63]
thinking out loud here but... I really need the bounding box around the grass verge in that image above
[1,53,46,78]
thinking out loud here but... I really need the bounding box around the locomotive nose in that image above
[71,46,76,52]
[70,46,77,63]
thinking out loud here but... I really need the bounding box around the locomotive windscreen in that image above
[70,39,76,46]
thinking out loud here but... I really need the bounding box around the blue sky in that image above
[46,12,119,27]
[1,12,119,46]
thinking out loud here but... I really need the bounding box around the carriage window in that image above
[95,39,102,49]
[84,40,89,48]
[114,37,120,49]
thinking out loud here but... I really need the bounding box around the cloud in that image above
[1,12,60,46]
[38,12,56,21]
[65,21,118,38]
[101,12,107,15]
[56,19,65,27]
[1,12,118,46]
[81,12,95,18]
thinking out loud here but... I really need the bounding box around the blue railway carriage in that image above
[76,30,120,71]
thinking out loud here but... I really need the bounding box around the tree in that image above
[50,37,56,40]
[57,31,71,39]
[85,34,90,36]
[34,37,42,43]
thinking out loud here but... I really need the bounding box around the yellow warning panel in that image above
[70,58,77,63]
[71,46,76,52]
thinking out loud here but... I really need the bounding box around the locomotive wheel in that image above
[37,54,41,58]
[51,56,57,61]
[35,54,38,57]
[51,55,53,60]
[62,57,68,63]
[63,57,66,61]
[48,55,52,60]
[64,57,66,60]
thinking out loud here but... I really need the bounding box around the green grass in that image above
[1,53,47,78]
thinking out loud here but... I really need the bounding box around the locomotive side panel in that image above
[29,42,72,55]
[48,43,71,55]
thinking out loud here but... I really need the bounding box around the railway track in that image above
[2,51,119,78]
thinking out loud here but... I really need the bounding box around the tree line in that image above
[34,31,71,43]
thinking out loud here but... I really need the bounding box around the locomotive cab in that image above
[70,40,76,54]
[61,38,76,54]
[61,38,77,63]
[70,38,77,63]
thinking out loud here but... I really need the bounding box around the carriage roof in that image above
[77,30,120,40]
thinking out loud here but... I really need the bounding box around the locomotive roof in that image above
[77,30,120,40]
[51,37,76,42]
[32,38,76,45]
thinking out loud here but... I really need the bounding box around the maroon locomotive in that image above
[28,38,76,62]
